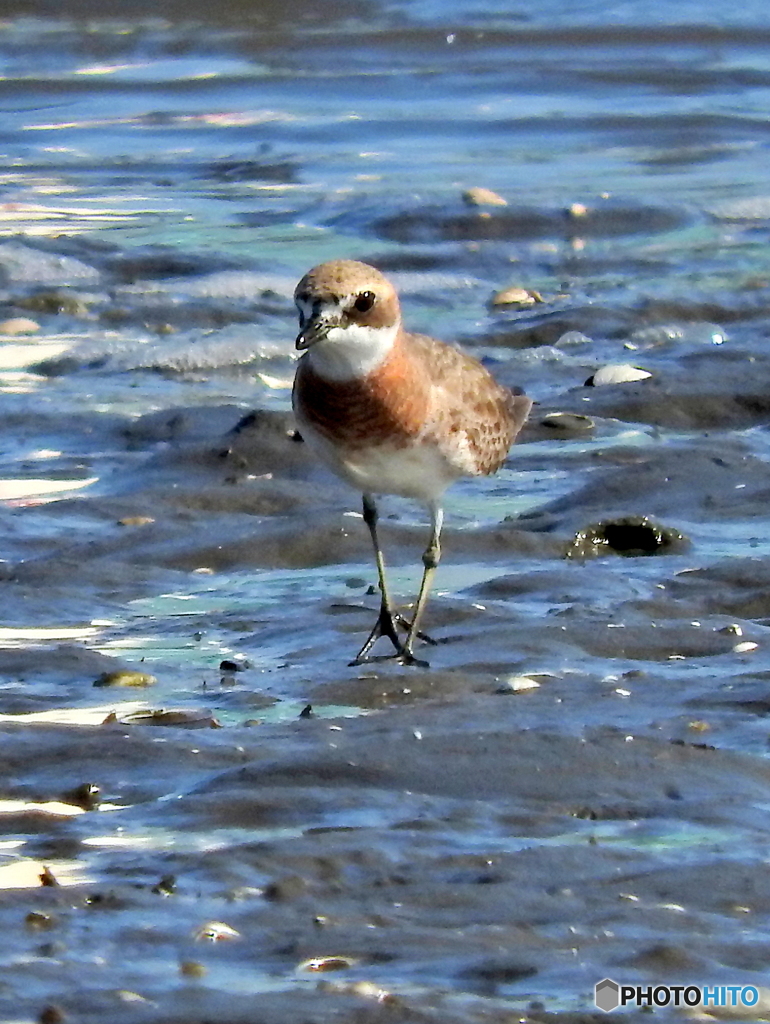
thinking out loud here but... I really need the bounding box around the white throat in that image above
[305,321,399,382]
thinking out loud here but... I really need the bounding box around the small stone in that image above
[462,186,507,207]
[116,991,149,1004]
[18,291,88,316]
[586,364,652,387]
[734,641,759,653]
[117,516,155,527]
[180,960,207,978]
[492,285,542,307]
[26,911,57,931]
[39,866,59,887]
[498,675,541,693]
[566,202,589,218]
[152,874,176,896]
[194,920,241,942]
[93,670,156,688]
[555,330,593,347]
[219,659,244,672]
[298,955,358,972]
[39,1007,65,1024]
[718,624,743,636]
[541,411,595,433]
[64,782,100,809]
[0,317,40,335]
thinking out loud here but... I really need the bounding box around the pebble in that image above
[491,285,542,306]
[64,782,101,809]
[117,516,155,527]
[298,955,357,972]
[499,675,541,693]
[194,920,241,942]
[25,911,57,931]
[586,363,652,387]
[462,186,507,207]
[39,1007,65,1024]
[0,317,40,335]
[733,641,758,654]
[566,201,589,218]
[541,411,595,433]
[555,330,593,347]
[319,979,395,1003]
[180,960,207,978]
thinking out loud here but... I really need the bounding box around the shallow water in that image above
[2,1,770,1020]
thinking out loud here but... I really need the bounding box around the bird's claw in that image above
[350,605,432,667]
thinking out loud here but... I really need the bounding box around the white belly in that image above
[300,420,458,502]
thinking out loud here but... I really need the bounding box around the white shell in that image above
[501,675,541,692]
[590,363,652,386]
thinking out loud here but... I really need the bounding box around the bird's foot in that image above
[393,612,438,647]
[349,648,430,669]
[394,647,430,669]
[349,605,431,668]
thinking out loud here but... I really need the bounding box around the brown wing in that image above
[410,333,532,476]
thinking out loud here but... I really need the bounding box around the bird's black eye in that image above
[354,290,375,313]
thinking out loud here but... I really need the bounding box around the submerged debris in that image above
[117,516,155,527]
[121,708,222,728]
[180,960,207,978]
[63,782,100,810]
[318,979,397,1004]
[94,669,157,688]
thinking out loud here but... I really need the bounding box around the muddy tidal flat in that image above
[2,1,770,1021]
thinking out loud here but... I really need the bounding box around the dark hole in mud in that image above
[566,515,689,558]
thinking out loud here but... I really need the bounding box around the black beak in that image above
[295,314,339,351]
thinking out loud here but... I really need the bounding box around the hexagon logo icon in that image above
[595,978,620,1012]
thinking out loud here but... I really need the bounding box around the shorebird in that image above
[292,260,532,667]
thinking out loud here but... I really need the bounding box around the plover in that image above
[292,259,532,667]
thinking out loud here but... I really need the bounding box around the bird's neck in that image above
[304,321,401,383]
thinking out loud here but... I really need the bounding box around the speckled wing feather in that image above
[409,332,532,476]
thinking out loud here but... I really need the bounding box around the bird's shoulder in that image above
[406,330,532,475]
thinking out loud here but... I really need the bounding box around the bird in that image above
[291,259,532,667]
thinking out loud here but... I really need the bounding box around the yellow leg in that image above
[400,501,443,666]
[351,494,402,664]
[351,495,441,667]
